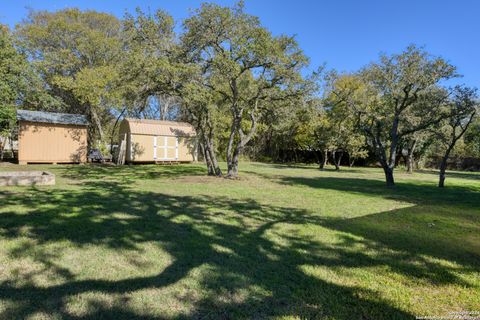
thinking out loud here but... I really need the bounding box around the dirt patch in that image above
[0,162,17,167]
[173,173,261,184]
[173,175,224,184]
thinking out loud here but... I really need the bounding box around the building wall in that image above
[127,134,195,162]
[18,121,87,163]
[130,134,154,161]
[178,137,196,161]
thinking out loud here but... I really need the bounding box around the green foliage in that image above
[323,74,368,163]
[0,106,15,138]
[294,103,323,150]
[464,117,480,158]
[327,46,458,184]
[0,23,63,148]
[121,8,181,107]
[359,46,455,138]
[16,8,124,142]
[0,25,24,135]
[181,2,312,176]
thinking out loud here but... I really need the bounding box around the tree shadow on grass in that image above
[58,163,207,183]
[321,206,480,284]
[0,179,423,319]
[416,169,480,181]
[276,175,480,271]
[249,162,368,174]
[276,175,480,207]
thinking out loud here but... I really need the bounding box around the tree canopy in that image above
[180,2,312,177]
[3,3,479,184]
[326,46,460,185]
[16,8,123,143]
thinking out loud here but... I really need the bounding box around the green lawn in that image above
[0,163,479,319]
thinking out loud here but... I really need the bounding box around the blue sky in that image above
[1,0,479,87]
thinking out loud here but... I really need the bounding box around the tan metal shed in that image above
[17,110,88,165]
[118,118,197,163]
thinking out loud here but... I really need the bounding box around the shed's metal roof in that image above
[123,118,196,137]
[17,110,88,126]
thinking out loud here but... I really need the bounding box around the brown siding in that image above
[130,134,154,162]
[118,119,197,163]
[178,137,196,162]
[18,121,87,163]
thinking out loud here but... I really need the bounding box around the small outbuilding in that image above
[118,118,196,163]
[17,110,88,165]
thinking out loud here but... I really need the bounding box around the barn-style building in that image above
[17,110,88,165]
[118,118,197,163]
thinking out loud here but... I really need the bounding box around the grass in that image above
[0,162,479,319]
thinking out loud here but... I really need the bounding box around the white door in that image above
[154,136,178,161]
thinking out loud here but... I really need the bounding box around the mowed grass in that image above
[0,162,479,319]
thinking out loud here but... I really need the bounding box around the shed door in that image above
[155,136,178,161]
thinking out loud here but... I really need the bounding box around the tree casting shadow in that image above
[1,168,478,318]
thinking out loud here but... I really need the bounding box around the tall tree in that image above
[0,24,58,158]
[0,24,23,157]
[16,9,123,144]
[121,8,224,176]
[436,86,478,187]
[323,74,368,170]
[180,80,223,176]
[182,2,310,178]
[330,46,456,186]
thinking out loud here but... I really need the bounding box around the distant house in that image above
[118,118,197,163]
[17,110,88,165]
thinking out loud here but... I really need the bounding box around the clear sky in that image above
[1,0,479,87]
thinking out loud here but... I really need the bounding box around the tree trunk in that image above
[207,141,222,176]
[349,158,355,167]
[226,103,258,178]
[226,95,259,178]
[334,150,343,171]
[205,115,222,177]
[9,134,14,160]
[438,148,452,188]
[226,136,239,178]
[406,139,417,174]
[406,155,414,173]
[383,115,399,186]
[320,149,328,170]
[438,113,475,187]
[201,127,222,177]
[438,162,447,188]
[367,129,396,187]
[226,116,239,177]
[110,107,127,156]
[185,103,222,177]
[90,107,105,144]
[383,165,395,187]
[332,151,337,170]
[0,136,4,161]
[201,143,214,176]
[227,146,241,178]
